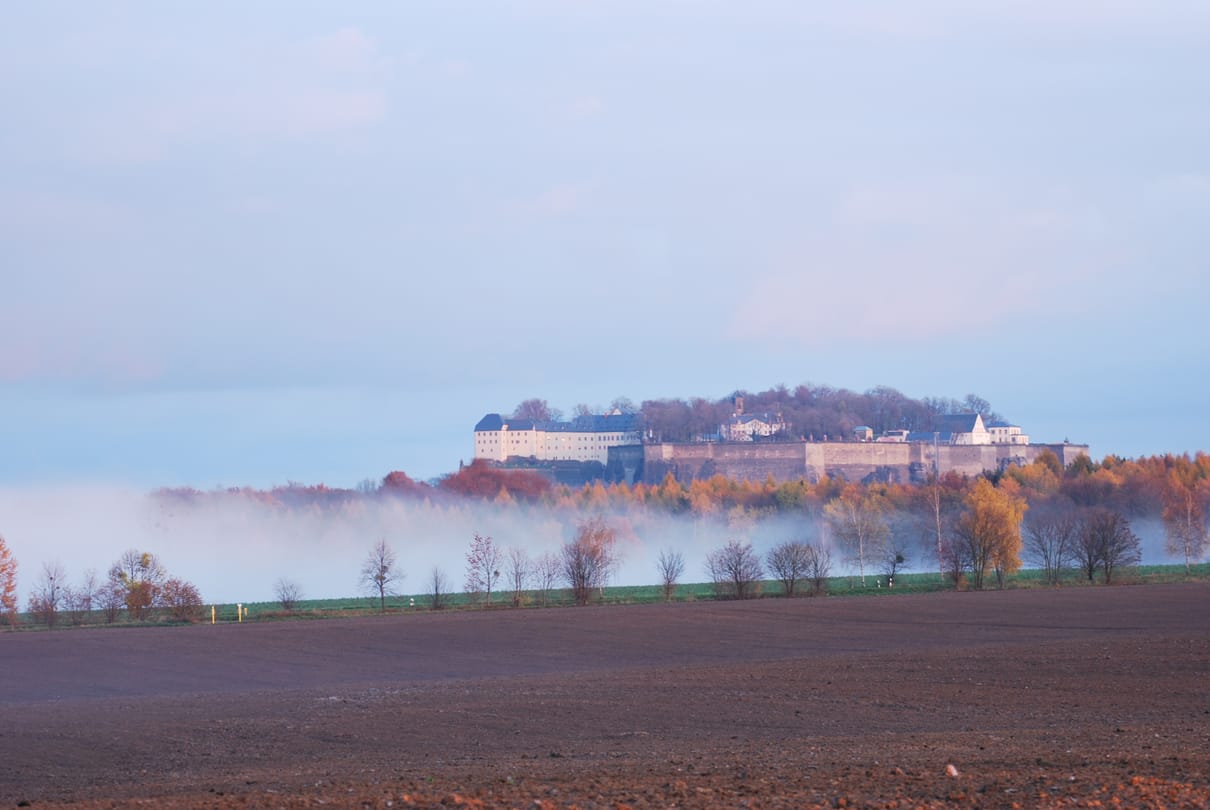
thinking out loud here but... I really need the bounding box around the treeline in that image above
[638,384,1003,442]
[161,450,1210,528]
[0,542,203,629]
[149,450,1210,592]
[517,385,1004,442]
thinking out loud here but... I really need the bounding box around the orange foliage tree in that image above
[0,534,17,625]
[955,478,1028,589]
[438,459,552,503]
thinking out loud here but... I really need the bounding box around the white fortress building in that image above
[474,411,643,464]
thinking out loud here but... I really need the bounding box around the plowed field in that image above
[3,583,1208,808]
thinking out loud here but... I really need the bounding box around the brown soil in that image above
[3,583,1209,808]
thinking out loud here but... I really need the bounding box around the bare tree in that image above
[64,568,99,626]
[513,398,556,422]
[274,577,303,611]
[706,539,764,600]
[1100,515,1142,585]
[1079,509,1141,585]
[29,560,68,628]
[1025,506,1078,585]
[505,547,531,607]
[561,516,618,605]
[428,566,450,610]
[465,533,502,605]
[804,544,833,595]
[534,551,561,606]
[361,538,402,613]
[881,539,911,586]
[766,541,811,597]
[98,578,125,624]
[656,548,685,602]
[939,534,972,588]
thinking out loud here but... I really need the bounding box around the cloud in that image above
[726,179,1113,345]
[309,27,383,74]
[69,26,389,164]
[565,95,606,121]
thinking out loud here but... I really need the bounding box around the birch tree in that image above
[1162,473,1209,575]
[823,485,889,586]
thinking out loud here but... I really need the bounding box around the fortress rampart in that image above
[622,441,1089,486]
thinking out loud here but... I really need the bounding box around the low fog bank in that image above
[0,486,1180,606]
[0,485,794,605]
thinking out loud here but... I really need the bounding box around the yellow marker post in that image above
[211,605,216,625]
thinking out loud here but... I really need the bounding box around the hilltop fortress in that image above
[474,411,1089,486]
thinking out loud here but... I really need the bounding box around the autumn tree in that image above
[29,560,67,628]
[160,578,204,622]
[0,534,18,626]
[1162,473,1209,575]
[505,547,531,607]
[706,540,764,600]
[823,485,890,586]
[953,478,1027,589]
[656,548,685,602]
[361,538,401,613]
[109,549,167,620]
[439,460,552,503]
[562,516,618,605]
[465,533,502,605]
[766,540,812,597]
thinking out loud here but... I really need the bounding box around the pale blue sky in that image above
[3,2,1208,489]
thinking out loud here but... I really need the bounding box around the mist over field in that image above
[0,486,812,605]
[0,482,1178,607]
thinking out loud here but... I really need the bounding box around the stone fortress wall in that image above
[610,441,1089,486]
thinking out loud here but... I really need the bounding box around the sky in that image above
[3,1,1209,493]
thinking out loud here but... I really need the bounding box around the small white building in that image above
[722,413,786,442]
[987,421,1030,445]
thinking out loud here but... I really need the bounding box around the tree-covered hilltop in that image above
[514,384,1004,442]
[641,385,1001,442]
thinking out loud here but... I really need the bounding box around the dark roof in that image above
[934,413,981,434]
[474,413,505,432]
[475,412,643,434]
[908,431,956,443]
